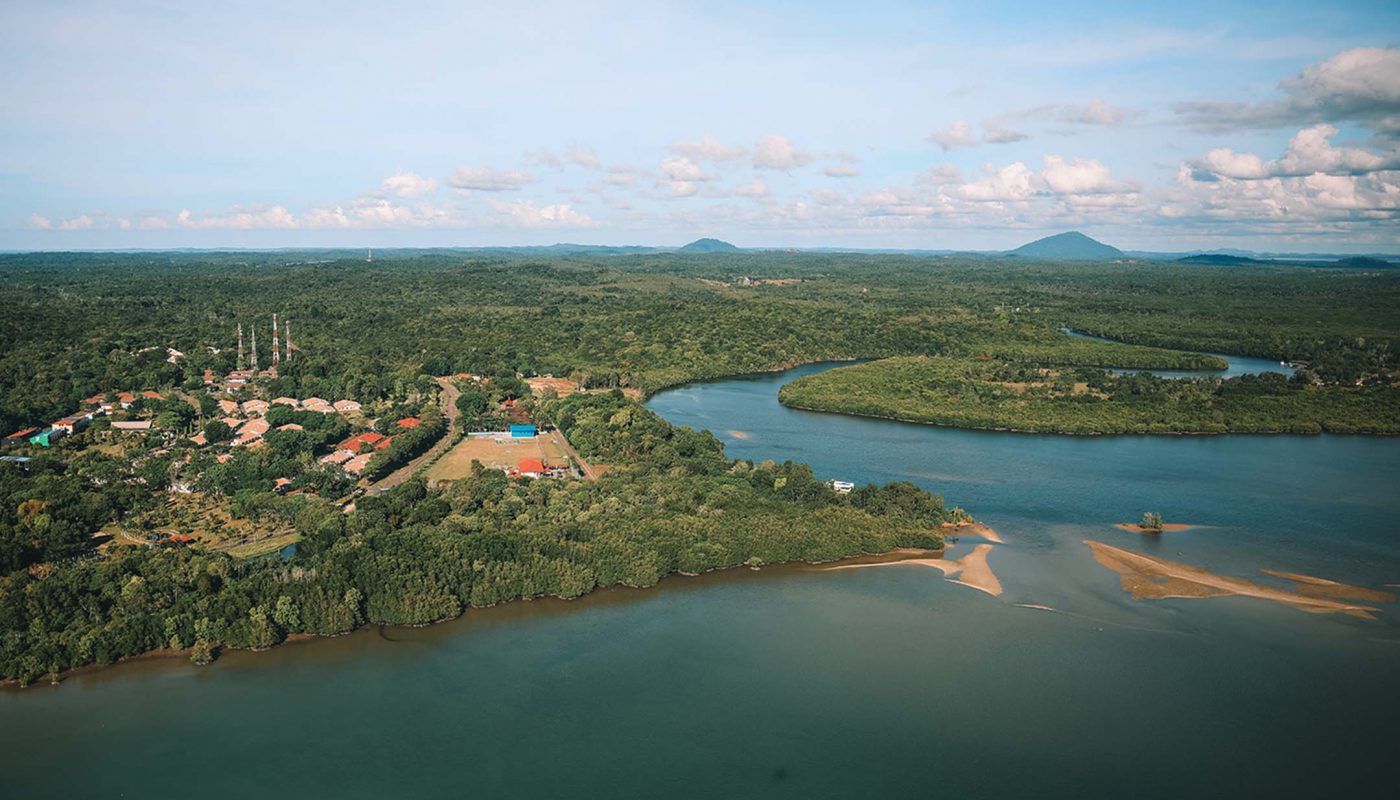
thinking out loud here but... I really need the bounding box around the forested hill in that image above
[1009,231,1123,260]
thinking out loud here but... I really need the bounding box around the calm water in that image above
[2,364,1396,799]
[1061,327,1298,379]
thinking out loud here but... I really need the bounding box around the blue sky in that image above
[2,1,1397,251]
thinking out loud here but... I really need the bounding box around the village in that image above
[0,319,597,555]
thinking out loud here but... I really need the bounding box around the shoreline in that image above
[776,400,1399,438]
[1,540,951,691]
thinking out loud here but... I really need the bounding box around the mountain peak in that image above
[678,238,739,253]
[1010,231,1123,260]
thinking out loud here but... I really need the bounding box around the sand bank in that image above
[827,543,1003,596]
[1260,570,1397,604]
[941,521,1004,543]
[1114,523,1196,534]
[1086,541,1383,619]
[728,430,749,439]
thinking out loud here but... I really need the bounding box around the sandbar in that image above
[828,543,1003,596]
[1114,523,1196,534]
[1260,569,1397,604]
[728,430,749,439]
[941,521,1004,543]
[1085,540,1383,619]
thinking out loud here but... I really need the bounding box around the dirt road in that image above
[363,377,461,493]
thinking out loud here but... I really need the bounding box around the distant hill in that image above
[1180,253,1399,269]
[679,238,740,253]
[1009,231,1123,260]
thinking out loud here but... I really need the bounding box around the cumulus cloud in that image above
[928,121,979,150]
[602,173,635,186]
[753,134,812,170]
[27,213,52,229]
[382,171,438,197]
[1176,47,1400,133]
[1188,124,1400,181]
[953,156,1136,203]
[175,206,298,229]
[58,214,95,230]
[486,200,595,228]
[446,166,535,192]
[669,134,747,162]
[659,157,710,182]
[822,165,860,178]
[928,121,1026,150]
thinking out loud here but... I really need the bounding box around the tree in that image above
[1141,511,1163,531]
[203,420,233,443]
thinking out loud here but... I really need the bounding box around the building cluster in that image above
[190,396,368,448]
[204,314,296,392]
[318,417,420,475]
[3,390,169,448]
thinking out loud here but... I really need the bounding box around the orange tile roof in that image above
[396,417,422,429]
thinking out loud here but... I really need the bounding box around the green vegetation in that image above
[1,249,1398,683]
[0,392,949,685]
[1142,512,1163,531]
[778,356,1400,435]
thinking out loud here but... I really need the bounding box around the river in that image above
[1,363,1396,798]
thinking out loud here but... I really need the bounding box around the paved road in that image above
[363,376,460,492]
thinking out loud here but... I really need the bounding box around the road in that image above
[551,427,601,481]
[363,376,461,493]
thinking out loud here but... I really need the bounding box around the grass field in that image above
[425,430,571,485]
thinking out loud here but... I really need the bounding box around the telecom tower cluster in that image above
[235,315,295,371]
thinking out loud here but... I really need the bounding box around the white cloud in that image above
[822,165,860,178]
[1176,46,1400,133]
[660,157,710,182]
[956,162,1038,201]
[175,205,298,229]
[1188,124,1399,180]
[487,200,595,228]
[59,214,96,230]
[446,166,535,192]
[753,134,812,170]
[602,173,635,186]
[564,147,602,169]
[381,171,438,197]
[1065,99,1127,126]
[1040,156,1126,195]
[928,121,1025,150]
[27,213,52,229]
[732,179,770,198]
[928,121,979,151]
[916,164,963,185]
[668,134,747,162]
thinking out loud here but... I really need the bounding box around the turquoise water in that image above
[1,363,1396,798]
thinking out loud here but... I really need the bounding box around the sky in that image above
[1,0,1398,252]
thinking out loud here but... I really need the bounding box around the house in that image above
[375,436,393,450]
[116,392,136,408]
[221,416,243,430]
[396,417,422,430]
[189,433,208,446]
[141,390,164,401]
[320,450,356,466]
[830,480,855,494]
[344,453,374,475]
[29,428,64,447]
[3,428,39,446]
[332,399,362,413]
[241,399,270,416]
[82,393,106,408]
[303,397,335,413]
[338,431,387,452]
[276,423,304,431]
[272,397,299,408]
[218,399,239,415]
[518,458,546,478]
[52,415,91,434]
[238,418,270,439]
[110,420,153,432]
[509,424,537,438]
[273,477,294,494]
